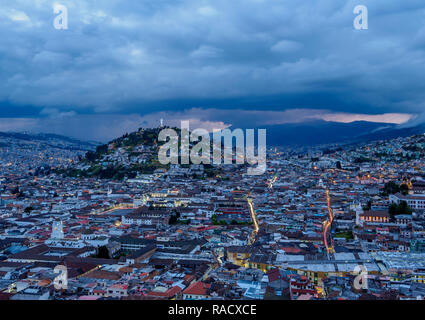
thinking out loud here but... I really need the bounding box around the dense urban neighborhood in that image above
[1,128,425,301]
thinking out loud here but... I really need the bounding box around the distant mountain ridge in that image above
[356,122,425,142]
[3,118,423,155]
[258,120,425,147]
[0,131,100,151]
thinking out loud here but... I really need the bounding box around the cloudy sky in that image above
[0,0,425,141]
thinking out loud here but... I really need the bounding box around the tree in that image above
[363,200,372,211]
[354,157,372,164]
[85,151,100,162]
[400,184,409,196]
[336,161,342,170]
[24,206,33,214]
[398,200,413,215]
[388,203,398,217]
[96,144,108,154]
[211,214,218,225]
[211,214,227,225]
[388,201,412,219]
[383,181,400,195]
[95,246,110,259]
[169,214,178,225]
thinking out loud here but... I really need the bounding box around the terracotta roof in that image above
[146,286,182,299]
[183,281,211,296]
[82,270,121,280]
[361,211,389,218]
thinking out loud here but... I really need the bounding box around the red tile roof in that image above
[182,281,211,296]
[146,286,182,299]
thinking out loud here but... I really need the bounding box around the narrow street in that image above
[247,197,259,245]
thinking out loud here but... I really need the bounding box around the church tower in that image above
[51,220,64,239]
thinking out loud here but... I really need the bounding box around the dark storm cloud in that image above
[0,0,424,138]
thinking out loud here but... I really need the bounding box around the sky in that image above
[0,0,425,142]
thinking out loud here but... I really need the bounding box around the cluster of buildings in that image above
[0,131,425,300]
[0,133,92,177]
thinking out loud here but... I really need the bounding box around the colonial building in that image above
[121,207,170,226]
[359,211,390,224]
[390,193,425,211]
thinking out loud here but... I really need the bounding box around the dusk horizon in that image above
[1,1,425,141]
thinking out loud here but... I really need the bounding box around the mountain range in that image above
[0,131,99,151]
[259,120,425,147]
[2,120,424,151]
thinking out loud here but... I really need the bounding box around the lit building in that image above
[51,220,64,239]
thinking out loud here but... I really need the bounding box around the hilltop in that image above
[54,126,222,181]
[54,127,168,180]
